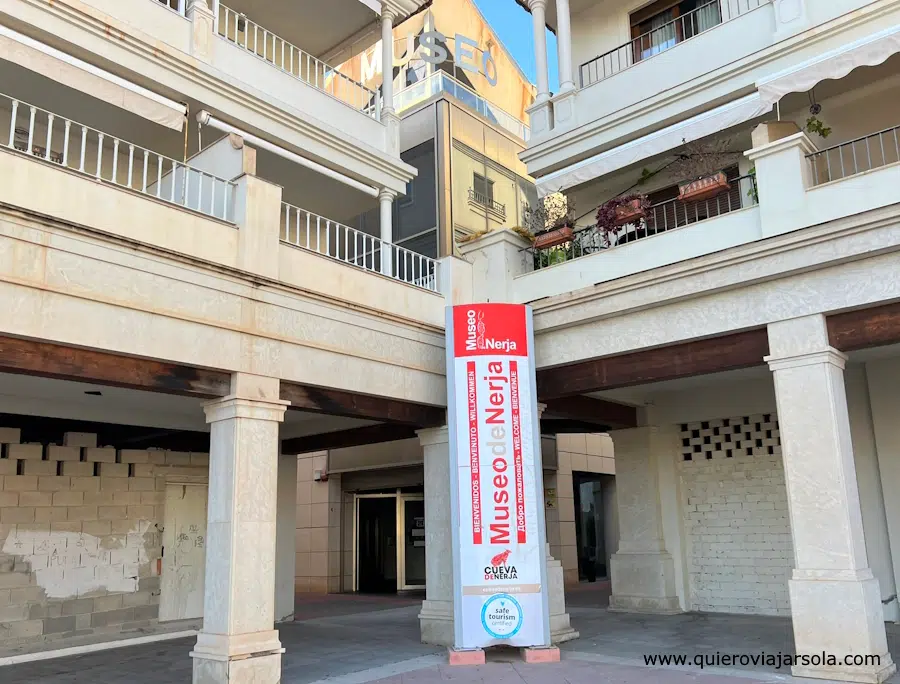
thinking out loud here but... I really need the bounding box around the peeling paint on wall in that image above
[2,520,158,599]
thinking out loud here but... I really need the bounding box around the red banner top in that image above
[452,304,529,358]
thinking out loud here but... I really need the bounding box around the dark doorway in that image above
[573,473,616,582]
[357,497,398,593]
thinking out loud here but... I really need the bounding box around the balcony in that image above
[467,188,507,220]
[580,0,768,88]
[1,91,234,222]
[216,4,380,119]
[808,124,900,185]
[395,71,531,141]
[280,203,439,292]
[529,174,757,270]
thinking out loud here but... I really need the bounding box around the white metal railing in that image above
[395,71,530,142]
[280,203,439,292]
[1,93,235,221]
[807,124,900,185]
[217,5,380,119]
[155,0,186,15]
[580,0,768,88]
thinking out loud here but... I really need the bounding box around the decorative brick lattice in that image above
[679,414,793,617]
[680,414,780,461]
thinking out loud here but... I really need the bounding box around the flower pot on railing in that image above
[613,198,647,226]
[534,225,574,249]
[678,172,731,202]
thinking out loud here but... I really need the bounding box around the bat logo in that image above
[491,549,511,566]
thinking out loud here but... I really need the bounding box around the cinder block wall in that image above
[0,428,207,648]
[678,414,793,615]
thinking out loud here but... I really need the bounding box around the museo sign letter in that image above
[446,304,550,649]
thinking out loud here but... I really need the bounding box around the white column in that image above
[555,0,574,91]
[766,315,896,683]
[191,373,290,684]
[528,0,550,103]
[418,426,455,646]
[607,426,681,614]
[379,189,395,278]
[381,9,396,115]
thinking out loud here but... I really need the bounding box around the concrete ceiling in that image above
[0,373,372,438]
[223,0,380,59]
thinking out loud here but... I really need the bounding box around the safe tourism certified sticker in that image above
[480,593,523,639]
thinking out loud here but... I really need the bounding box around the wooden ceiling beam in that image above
[828,301,900,352]
[281,423,419,454]
[279,382,446,428]
[537,329,770,399]
[0,335,230,398]
[542,395,637,430]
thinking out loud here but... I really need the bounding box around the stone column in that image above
[379,189,395,278]
[608,426,680,614]
[537,406,578,643]
[527,0,553,136]
[190,373,290,684]
[380,8,401,155]
[766,315,895,683]
[418,426,455,646]
[555,0,574,92]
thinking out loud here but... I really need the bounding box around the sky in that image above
[472,0,560,93]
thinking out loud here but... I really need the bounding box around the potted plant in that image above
[594,194,650,245]
[525,195,576,250]
[670,138,738,203]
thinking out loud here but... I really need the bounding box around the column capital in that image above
[381,7,397,23]
[528,0,548,10]
[417,425,449,446]
[766,347,847,372]
[203,396,290,424]
[378,187,397,202]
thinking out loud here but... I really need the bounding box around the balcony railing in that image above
[280,203,439,292]
[468,188,506,218]
[530,174,758,269]
[217,5,380,119]
[808,124,900,185]
[1,92,235,221]
[580,0,768,88]
[155,0,185,15]
[395,71,530,142]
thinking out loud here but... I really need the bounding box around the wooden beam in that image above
[828,302,900,352]
[540,418,617,435]
[537,329,770,399]
[280,382,446,428]
[282,423,419,454]
[542,396,637,430]
[0,335,230,398]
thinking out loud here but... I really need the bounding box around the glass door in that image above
[398,496,426,590]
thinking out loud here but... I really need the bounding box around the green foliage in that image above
[805,116,832,139]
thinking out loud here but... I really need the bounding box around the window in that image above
[473,173,494,203]
[630,0,723,63]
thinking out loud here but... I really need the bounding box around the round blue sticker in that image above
[481,593,523,639]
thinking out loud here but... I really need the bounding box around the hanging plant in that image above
[595,195,650,244]
[805,96,831,139]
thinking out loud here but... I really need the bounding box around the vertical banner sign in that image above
[446,304,550,649]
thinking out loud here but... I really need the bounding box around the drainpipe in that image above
[195,110,380,198]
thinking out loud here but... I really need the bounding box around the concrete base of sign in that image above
[521,646,560,663]
[447,647,486,666]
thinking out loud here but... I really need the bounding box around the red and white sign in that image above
[447,304,549,649]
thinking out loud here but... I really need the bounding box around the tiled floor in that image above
[3,585,899,684]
